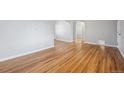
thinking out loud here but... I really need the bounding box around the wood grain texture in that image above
[0,40,124,73]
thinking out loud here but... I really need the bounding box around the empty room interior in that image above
[0,20,124,73]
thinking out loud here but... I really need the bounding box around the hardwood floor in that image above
[0,40,124,73]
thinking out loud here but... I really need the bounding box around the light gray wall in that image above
[0,20,55,61]
[55,21,73,42]
[119,21,124,56]
[85,20,117,46]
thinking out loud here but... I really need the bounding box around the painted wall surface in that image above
[119,21,124,57]
[85,20,117,46]
[55,21,73,42]
[0,20,55,61]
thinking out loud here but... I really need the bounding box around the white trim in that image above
[55,39,73,42]
[0,45,54,62]
[117,21,121,48]
[75,21,86,40]
[118,47,124,58]
[84,41,117,48]
[75,21,86,41]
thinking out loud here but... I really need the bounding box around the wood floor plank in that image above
[50,44,93,73]
[0,40,124,73]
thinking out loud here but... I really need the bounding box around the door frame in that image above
[117,21,121,48]
[75,21,85,41]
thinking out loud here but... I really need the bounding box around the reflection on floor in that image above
[0,40,124,73]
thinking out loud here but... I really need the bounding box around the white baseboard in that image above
[84,41,117,48]
[55,39,73,42]
[118,47,124,58]
[0,45,54,62]
[84,41,124,58]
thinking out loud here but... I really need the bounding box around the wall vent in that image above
[98,40,105,45]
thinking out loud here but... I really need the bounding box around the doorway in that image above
[75,21,85,43]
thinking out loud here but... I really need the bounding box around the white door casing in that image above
[75,21,85,41]
[117,21,121,48]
